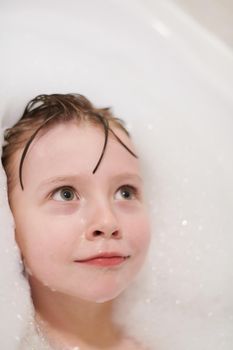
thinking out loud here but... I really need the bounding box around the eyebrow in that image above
[37,173,142,190]
[38,175,81,190]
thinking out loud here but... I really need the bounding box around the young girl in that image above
[1,94,151,350]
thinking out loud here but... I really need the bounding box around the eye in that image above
[51,186,79,202]
[115,185,138,200]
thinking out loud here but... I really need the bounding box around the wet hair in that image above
[1,93,137,192]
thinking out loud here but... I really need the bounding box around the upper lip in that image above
[75,252,130,262]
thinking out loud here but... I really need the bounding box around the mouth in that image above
[74,253,130,267]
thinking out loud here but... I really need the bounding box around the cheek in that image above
[124,211,151,258]
[17,226,73,288]
[15,213,72,272]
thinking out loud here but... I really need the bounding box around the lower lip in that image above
[76,257,127,267]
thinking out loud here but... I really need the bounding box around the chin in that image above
[69,280,132,304]
[70,266,142,303]
[82,288,126,304]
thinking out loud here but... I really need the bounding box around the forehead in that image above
[18,122,140,189]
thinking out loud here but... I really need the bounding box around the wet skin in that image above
[9,121,151,349]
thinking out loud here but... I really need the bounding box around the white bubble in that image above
[16,314,23,321]
[181,220,188,226]
[0,1,232,350]
[147,123,154,130]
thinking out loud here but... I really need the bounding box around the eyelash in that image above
[49,184,139,201]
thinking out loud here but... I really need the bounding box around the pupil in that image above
[122,189,130,198]
[62,189,73,200]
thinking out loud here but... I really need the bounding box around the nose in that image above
[85,202,122,241]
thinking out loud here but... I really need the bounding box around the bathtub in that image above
[0,0,232,349]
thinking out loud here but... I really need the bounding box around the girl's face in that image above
[10,122,151,303]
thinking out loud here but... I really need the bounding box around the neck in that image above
[29,276,122,349]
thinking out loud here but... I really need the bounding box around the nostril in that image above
[93,230,102,237]
[112,231,119,237]
[92,230,120,238]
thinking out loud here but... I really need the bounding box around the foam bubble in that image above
[0,1,233,349]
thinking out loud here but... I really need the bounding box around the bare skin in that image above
[11,122,150,350]
[32,279,125,349]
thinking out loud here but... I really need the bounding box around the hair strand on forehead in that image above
[1,93,138,192]
[92,113,110,174]
[110,129,138,158]
[19,112,61,190]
